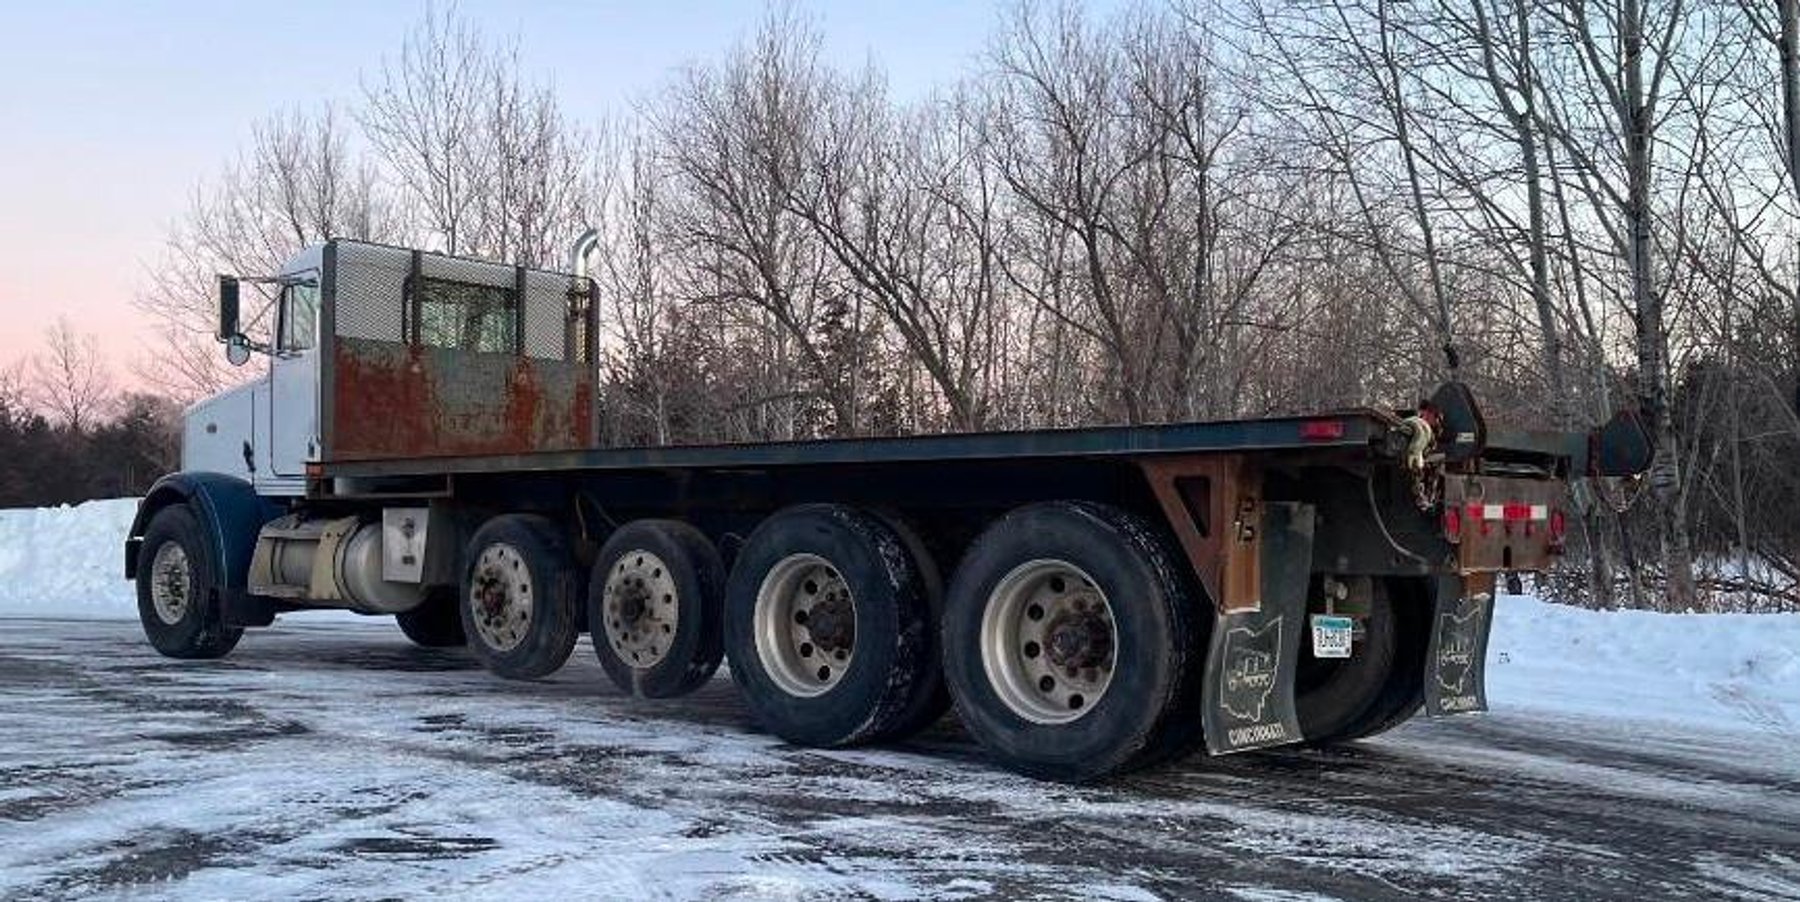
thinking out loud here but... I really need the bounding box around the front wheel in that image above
[943,502,1200,783]
[135,504,242,659]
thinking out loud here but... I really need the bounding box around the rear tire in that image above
[943,501,1198,783]
[588,519,726,698]
[862,511,951,740]
[723,504,937,748]
[460,514,582,680]
[136,504,243,660]
[396,590,467,648]
[1297,579,1423,745]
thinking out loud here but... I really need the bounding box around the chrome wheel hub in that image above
[470,543,533,652]
[149,542,192,626]
[980,559,1117,724]
[753,554,856,697]
[602,549,678,668]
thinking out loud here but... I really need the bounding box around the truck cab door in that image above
[267,274,321,483]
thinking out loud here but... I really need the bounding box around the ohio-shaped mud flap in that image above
[1202,502,1314,755]
[1422,572,1497,716]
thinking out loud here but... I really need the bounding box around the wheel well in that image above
[124,485,193,580]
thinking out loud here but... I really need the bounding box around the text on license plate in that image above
[1310,614,1353,659]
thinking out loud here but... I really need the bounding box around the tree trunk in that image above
[1620,0,1695,610]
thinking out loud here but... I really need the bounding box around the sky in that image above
[0,0,1051,384]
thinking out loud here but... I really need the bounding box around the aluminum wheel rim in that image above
[602,549,678,668]
[149,542,192,626]
[470,543,533,653]
[753,553,856,698]
[980,559,1117,724]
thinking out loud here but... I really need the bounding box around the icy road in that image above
[2,616,1797,902]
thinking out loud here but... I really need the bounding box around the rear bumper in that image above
[1442,474,1569,573]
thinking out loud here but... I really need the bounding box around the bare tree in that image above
[361,6,593,265]
[652,9,857,438]
[785,74,1005,431]
[32,318,114,432]
[360,6,487,255]
[138,105,391,400]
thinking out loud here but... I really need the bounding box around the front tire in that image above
[723,504,937,748]
[460,514,582,680]
[136,504,242,659]
[943,502,1198,782]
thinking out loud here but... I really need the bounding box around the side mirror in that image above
[218,275,241,341]
[224,334,252,367]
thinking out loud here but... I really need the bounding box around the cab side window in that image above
[416,277,517,354]
[279,282,320,353]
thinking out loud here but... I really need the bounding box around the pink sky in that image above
[0,0,1017,388]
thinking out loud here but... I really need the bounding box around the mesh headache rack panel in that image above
[331,241,595,363]
[325,240,598,461]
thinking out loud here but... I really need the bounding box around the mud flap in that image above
[1422,572,1496,716]
[1202,502,1314,755]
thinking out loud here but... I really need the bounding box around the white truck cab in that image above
[182,245,323,497]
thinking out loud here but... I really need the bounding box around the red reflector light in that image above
[1299,419,1346,440]
[1548,509,1567,544]
[1443,506,1463,543]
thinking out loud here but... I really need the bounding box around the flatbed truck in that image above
[124,240,1650,782]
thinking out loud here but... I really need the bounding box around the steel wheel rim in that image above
[980,559,1117,725]
[753,553,856,698]
[470,543,533,653]
[602,549,679,668]
[149,541,192,626]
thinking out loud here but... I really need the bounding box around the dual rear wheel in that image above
[454,514,728,695]
[722,505,947,748]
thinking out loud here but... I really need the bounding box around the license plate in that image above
[1310,615,1353,659]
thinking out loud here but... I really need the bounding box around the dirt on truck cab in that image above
[122,239,1653,783]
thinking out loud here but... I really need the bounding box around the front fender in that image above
[125,472,283,592]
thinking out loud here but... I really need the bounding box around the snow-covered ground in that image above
[3,499,1799,900]
[7,497,1797,737]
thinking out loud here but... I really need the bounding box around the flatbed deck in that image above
[319,409,1399,480]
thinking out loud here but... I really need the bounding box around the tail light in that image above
[1457,500,1559,542]
[1299,419,1346,441]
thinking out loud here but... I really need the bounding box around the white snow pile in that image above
[1487,593,1800,735]
[0,498,1795,735]
[0,498,138,619]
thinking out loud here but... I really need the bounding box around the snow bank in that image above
[0,498,138,620]
[1489,593,1800,736]
[0,499,1794,736]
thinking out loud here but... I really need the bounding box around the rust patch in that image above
[1138,455,1262,614]
[330,338,593,461]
